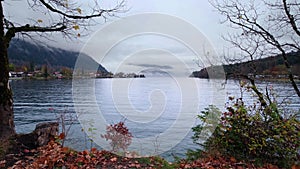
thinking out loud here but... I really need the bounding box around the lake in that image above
[10,78,299,160]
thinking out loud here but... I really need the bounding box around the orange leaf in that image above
[267,164,279,169]
[83,150,89,155]
[292,165,300,169]
[91,147,97,153]
[62,147,69,153]
[230,157,237,163]
[59,132,65,139]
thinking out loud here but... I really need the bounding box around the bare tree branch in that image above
[283,0,300,36]
[38,0,125,20]
[210,0,300,97]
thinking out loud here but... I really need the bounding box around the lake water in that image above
[10,78,299,160]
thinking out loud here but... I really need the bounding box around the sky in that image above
[4,0,230,76]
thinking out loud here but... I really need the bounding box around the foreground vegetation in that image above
[1,100,299,168]
[1,79,299,169]
[190,79,299,169]
[0,139,290,169]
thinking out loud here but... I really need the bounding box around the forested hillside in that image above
[190,51,300,79]
[8,39,108,73]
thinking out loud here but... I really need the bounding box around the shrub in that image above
[192,98,300,168]
[101,121,133,155]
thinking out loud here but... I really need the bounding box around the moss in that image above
[136,157,151,165]
[149,156,175,169]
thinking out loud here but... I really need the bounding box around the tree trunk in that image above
[0,1,15,140]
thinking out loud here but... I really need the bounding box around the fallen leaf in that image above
[110,157,117,162]
[230,156,237,163]
[292,165,300,169]
[23,149,30,153]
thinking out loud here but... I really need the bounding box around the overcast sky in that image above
[4,0,230,76]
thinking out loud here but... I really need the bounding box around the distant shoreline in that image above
[190,76,300,83]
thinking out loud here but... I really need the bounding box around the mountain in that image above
[190,51,300,79]
[8,39,108,73]
[140,69,171,77]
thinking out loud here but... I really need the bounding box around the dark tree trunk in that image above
[0,1,15,140]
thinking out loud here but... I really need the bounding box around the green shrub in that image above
[192,98,300,168]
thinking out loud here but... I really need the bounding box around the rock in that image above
[16,132,37,149]
[34,122,58,147]
[17,122,59,149]
[0,122,58,168]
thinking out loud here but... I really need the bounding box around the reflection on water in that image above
[11,78,300,160]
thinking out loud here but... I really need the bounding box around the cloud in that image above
[127,63,173,70]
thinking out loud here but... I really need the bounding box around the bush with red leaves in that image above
[101,121,133,155]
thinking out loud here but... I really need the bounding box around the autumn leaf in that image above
[76,8,82,14]
[61,147,69,153]
[110,157,117,162]
[59,132,65,140]
[230,157,237,163]
[90,147,97,153]
[85,150,90,155]
[0,160,6,168]
[73,25,80,30]
[64,0,68,8]
[23,149,30,153]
